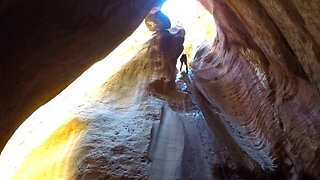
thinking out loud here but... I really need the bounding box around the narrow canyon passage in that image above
[3,28,272,179]
[1,0,319,179]
[2,28,231,179]
[0,0,223,178]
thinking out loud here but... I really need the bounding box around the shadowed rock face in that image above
[145,10,171,31]
[194,0,320,178]
[0,0,320,178]
[0,0,163,151]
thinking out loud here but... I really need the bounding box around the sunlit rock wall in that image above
[194,0,320,178]
[0,0,163,151]
[1,0,320,178]
[7,27,185,179]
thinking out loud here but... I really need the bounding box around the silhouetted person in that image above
[179,54,188,73]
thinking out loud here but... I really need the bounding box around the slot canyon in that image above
[0,0,320,179]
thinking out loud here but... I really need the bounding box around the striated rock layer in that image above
[193,0,320,178]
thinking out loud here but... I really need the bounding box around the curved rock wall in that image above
[193,0,320,178]
[16,28,184,179]
[1,0,320,178]
[0,0,163,151]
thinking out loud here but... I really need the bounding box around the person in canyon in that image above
[179,54,188,73]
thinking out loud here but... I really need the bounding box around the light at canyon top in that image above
[161,0,216,59]
[161,0,200,26]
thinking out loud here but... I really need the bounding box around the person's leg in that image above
[180,62,183,72]
[185,62,188,73]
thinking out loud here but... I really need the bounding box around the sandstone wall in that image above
[194,0,320,178]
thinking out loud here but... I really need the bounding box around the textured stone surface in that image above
[0,0,320,178]
[193,0,320,178]
[5,27,226,179]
